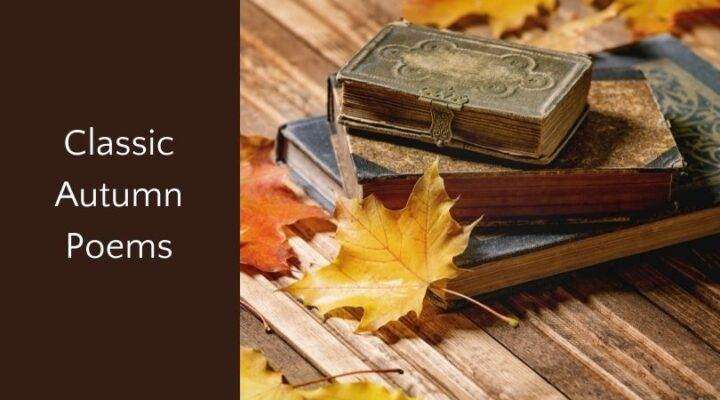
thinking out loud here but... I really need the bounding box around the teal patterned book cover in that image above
[597,37,720,204]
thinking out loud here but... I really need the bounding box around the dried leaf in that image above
[403,0,485,29]
[403,0,557,37]
[302,382,417,400]
[241,347,303,400]
[674,7,720,31]
[520,2,632,53]
[240,134,327,273]
[615,0,720,35]
[241,347,416,400]
[241,134,276,168]
[287,160,478,332]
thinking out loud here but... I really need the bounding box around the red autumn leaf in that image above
[240,134,327,273]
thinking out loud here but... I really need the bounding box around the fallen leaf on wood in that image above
[287,160,479,332]
[240,134,327,273]
[403,0,488,30]
[403,0,556,37]
[615,0,720,35]
[241,134,275,167]
[241,347,303,400]
[241,347,415,400]
[302,382,417,400]
[520,2,633,53]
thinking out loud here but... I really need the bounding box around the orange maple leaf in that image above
[403,0,556,37]
[240,134,327,273]
[615,0,720,36]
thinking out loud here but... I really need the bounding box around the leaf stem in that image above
[439,288,519,327]
[240,299,272,333]
[291,368,404,388]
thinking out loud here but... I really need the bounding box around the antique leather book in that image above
[277,35,720,304]
[329,71,682,224]
[336,21,592,164]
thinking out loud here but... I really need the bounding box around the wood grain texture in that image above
[618,260,720,353]
[241,272,389,385]
[240,1,720,398]
[240,310,325,386]
[248,0,362,65]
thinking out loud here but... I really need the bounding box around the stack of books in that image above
[277,24,720,304]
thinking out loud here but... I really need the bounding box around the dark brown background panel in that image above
[3,1,238,399]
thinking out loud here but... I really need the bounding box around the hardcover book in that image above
[330,71,682,224]
[336,21,592,164]
[277,35,720,304]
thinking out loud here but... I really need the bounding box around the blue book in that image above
[277,35,720,304]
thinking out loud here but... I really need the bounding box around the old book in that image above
[276,35,720,304]
[276,117,343,213]
[330,70,682,224]
[336,21,592,164]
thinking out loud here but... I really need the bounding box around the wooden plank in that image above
[241,272,387,385]
[248,0,363,66]
[568,270,720,390]
[301,0,383,45]
[411,304,566,400]
[240,95,279,137]
[492,295,649,400]
[245,266,488,399]
[498,272,718,398]
[508,291,693,399]
[466,299,636,400]
[289,223,568,400]
[551,286,719,398]
[327,0,399,27]
[364,0,402,22]
[240,310,325,386]
[366,318,495,400]
[241,0,336,84]
[240,28,325,124]
[463,258,720,400]
[689,236,720,274]
[617,258,720,353]
[652,253,720,312]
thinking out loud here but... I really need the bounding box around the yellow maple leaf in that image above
[616,0,720,35]
[241,347,303,400]
[241,347,416,400]
[286,160,478,332]
[302,382,417,400]
[403,0,557,37]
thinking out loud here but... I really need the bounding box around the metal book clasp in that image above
[419,86,469,146]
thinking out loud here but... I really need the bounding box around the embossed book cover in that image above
[329,71,681,224]
[277,36,720,301]
[336,21,592,164]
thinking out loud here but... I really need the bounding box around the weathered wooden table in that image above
[240,1,720,398]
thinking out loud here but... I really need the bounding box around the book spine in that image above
[276,124,336,213]
[328,75,363,199]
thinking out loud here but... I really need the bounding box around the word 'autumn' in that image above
[57,127,178,261]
